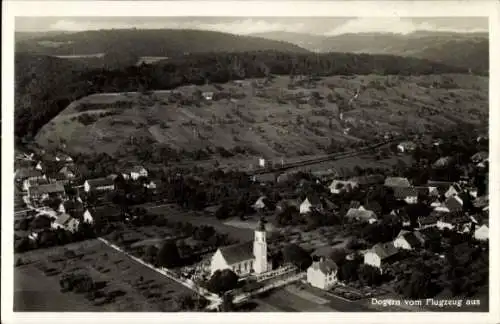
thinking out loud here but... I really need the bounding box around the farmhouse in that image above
[345,208,377,224]
[445,184,462,199]
[52,213,80,232]
[299,195,323,214]
[433,156,453,168]
[384,177,411,188]
[307,257,338,290]
[393,187,418,204]
[348,175,385,187]
[202,91,214,101]
[28,183,66,201]
[58,166,77,179]
[130,165,148,180]
[253,196,270,211]
[22,177,49,192]
[364,242,399,271]
[471,151,488,164]
[329,179,358,194]
[15,168,45,183]
[84,177,115,192]
[393,230,424,250]
[210,220,271,275]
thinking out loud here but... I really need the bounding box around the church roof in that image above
[219,241,254,265]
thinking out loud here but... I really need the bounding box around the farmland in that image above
[14,239,196,312]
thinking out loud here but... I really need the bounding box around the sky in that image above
[15,17,488,35]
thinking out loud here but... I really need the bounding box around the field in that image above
[35,74,488,159]
[14,239,195,312]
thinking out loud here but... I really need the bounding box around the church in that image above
[210,219,271,276]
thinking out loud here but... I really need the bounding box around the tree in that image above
[156,240,181,267]
[358,264,384,286]
[205,269,239,296]
[282,244,312,270]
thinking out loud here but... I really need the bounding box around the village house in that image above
[364,242,400,272]
[433,156,453,168]
[58,165,77,179]
[299,195,323,214]
[348,175,385,187]
[202,91,214,101]
[35,161,43,171]
[471,151,488,164]
[329,179,358,195]
[210,220,271,275]
[417,215,438,229]
[473,224,489,241]
[84,177,115,192]
[129,165,148,180]
[307,257,338,290]
[393,187,418,204]
[253,196,270,211]
[384,177,411,188]
[15,168,46,183]
[397,141,417,153]
[345,208,377,224]
[22,177,49,192]
[52,213,80,232]
[445,195,464,213]
[143,180,157,190]
[445,184,462,199]
[251,173,277,184]
[28,183,66,201]
[55,152,73,163]
[393,230,425,250]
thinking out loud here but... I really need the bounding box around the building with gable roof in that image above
[393,230,424,250]
[363,242,400,271]
[52,213,80,232]
[84,177,115,192]
[210,219,271,275]
[307,257,338,290]
[384,177,411,188]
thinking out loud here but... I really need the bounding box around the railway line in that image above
[248,137,403,176]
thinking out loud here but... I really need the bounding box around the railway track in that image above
[248,137,403,176]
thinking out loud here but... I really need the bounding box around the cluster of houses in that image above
[15,150,156,234]
[303,171,489,290]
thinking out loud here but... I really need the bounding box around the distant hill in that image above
[252,31,489,73]
[15,28,310,57]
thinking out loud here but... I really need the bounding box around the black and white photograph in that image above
[2,1,499,322]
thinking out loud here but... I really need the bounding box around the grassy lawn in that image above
[14,239,195,312]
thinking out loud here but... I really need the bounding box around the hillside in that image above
[252,31,489,73]
[15,29,309,58]
[35,74,488,160]
[16,50,468,143]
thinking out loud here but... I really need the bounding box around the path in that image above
[96,237,222,308]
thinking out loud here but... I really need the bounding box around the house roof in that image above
[24,178,49,186]
[16,168,44,179]
[471,151,488,162]
[219,241,254,265]
[86,177,114,187]
[329,180,357,191]
[427,180,454,189]
[54,213,74,226]
[384,177,411,188]
[393,187,418,199]
[445,196,463,211]
[433,156,453,168]
[310,258,338,275]
[371,242,399,260]
[400,232,423,248]
[348,175,385,186]
[304,195,322,206]
[398,141,417,149]
[130,165,147,173]
[346,208,376,221]
[29,183,65,196]
[418,215,438,225]
[419,227,441,241]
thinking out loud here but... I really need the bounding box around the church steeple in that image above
[253,216,268,274]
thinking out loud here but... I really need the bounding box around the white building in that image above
[83,209,94,224]
[393,230,424,250]
[52,213,80,233]
[210,220,270,275]
[307,258,338,290]
[474,224,489,241]
[258,158,266,168]
[299,196,322,214]
[130,166,148,180]
[364,242,399,271]
[84,178,115,192]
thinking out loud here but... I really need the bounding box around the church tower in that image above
[253,218,268,274]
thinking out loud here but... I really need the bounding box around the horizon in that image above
[15,17,488,36]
